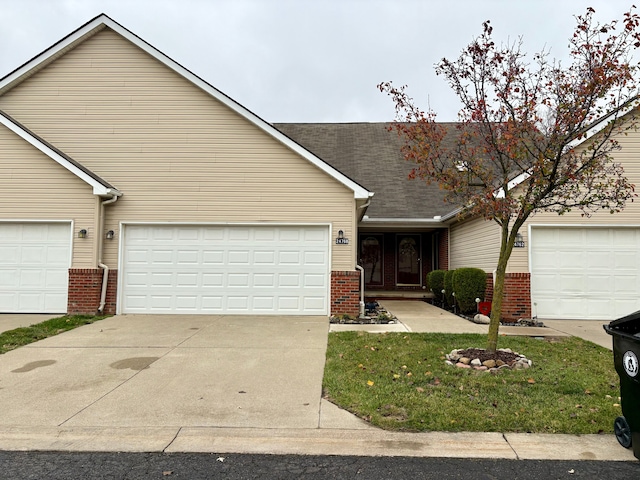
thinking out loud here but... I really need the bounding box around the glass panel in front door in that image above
[397,235,421,285]
[360,235,383,285]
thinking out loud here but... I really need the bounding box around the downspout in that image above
[98,193,120,313]
[355,264,365,318]
[355,194,373,317]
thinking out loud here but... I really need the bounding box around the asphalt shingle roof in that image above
[274,122,457,220]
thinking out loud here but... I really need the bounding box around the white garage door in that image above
[121,225,329,315]
[530,227,640,320]
[0,222,71,313]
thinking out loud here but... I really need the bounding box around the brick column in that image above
[67,268,118,315]
[330,270,361,317]
[438,229,449,271]
[483,272,531,321]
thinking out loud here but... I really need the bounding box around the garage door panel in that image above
[586,251,611,269]
[532,227,640,320]
[278,251,300,264]
[613,229,637,245]
[586,298,615,319]
[254,229,275,241]
[614,251,638,268]
[614,275,639,295]
[279,229,301,241]
[560,251,584,268]
[203,250,224,264]
[228,273,249,286]
[254,251,275,264]
[202,273,223,287]
[304,274,326,287]
[122,225,329,315]
[228,251,250,264]
[254,274,275,287]
[586,275,613,294]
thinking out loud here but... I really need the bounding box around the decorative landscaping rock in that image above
[473,314,491,324]
[445,347,532,372]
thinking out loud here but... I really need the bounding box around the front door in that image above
[397,234,421,286]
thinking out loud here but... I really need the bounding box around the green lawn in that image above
[0,315,108,354]
[323,331,621,434]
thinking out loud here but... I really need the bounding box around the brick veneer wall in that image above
[484,272,531,321]
[68,268,117,315]
[331,270,361,316]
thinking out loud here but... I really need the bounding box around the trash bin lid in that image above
[608,309,640,336]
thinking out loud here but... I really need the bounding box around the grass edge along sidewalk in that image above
[323,331,621,435]
[0,315,108,354]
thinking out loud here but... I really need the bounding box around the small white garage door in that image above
[531,227,640,320]
[121,225,329,315]
[0,222,71,313]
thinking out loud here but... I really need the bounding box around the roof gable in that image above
[0,14,370,201]
[0,109,120,196]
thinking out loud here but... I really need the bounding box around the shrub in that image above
[427,270,446,304]
[453,267,487,314]
[443,270,456,308]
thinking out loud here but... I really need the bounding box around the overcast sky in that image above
[0,0,636,122]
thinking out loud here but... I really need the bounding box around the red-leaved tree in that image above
[380,7,640,352]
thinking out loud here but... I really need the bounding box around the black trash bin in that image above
[604,310,640,459]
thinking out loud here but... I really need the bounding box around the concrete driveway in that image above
[0,315,332,430]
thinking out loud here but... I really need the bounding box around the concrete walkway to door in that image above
[356,300,613,350]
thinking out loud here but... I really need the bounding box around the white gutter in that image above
[98,191,121,313]
[357,193,374,221]
[355,264,365,317]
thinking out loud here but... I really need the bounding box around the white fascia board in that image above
[494,171,531,199]
[0,114,118,196]
[16,15,369,200]
[360,217,445,224]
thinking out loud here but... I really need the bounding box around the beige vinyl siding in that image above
[0,29,356,270]
[449,216,501,272]
[0,126,98,267]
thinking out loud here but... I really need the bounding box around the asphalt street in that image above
[0,452,637,479]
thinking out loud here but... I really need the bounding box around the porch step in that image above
[365,290,434,300]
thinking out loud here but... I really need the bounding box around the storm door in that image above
[359,235,383,286]
[396,234,421,286]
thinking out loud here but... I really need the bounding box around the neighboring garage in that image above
[0,222,71,313]
[120,224,330,315]
[530,226,640,320]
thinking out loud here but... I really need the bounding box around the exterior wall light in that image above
[106,230,115,240]
[335,229,349,245]
[514,232,525,248]
[78,229,88,239]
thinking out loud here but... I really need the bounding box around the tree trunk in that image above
[487,220,515,353]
